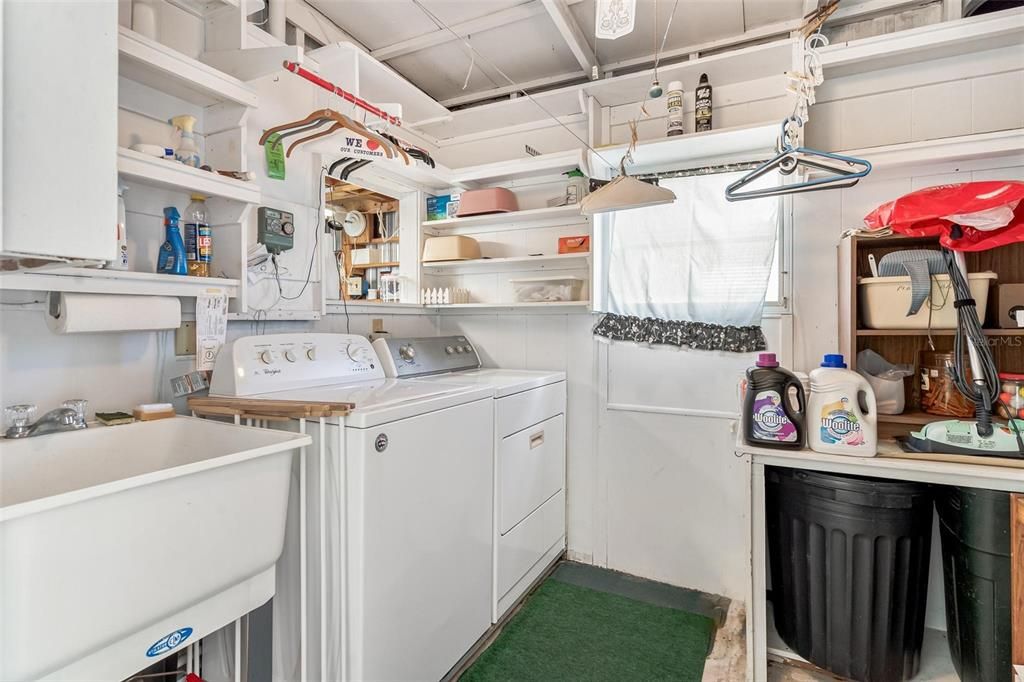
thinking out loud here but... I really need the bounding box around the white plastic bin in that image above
[859,272,996,329]
[509,276,584,303]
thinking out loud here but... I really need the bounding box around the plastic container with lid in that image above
[858,271,996,329]
[508,276,584,303]
[807,354,878,456]
[996,372,1024,420]
[742,353,805,449]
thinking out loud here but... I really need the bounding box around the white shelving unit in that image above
[591,122,781,175]
[0,267,240,298]
[837,129,1024,172]
[449,149,587,185]
[422,253,590,272]
[118,25,257,108]
[820,8,1024,78]
[422,204,584,231]
[118,148,261,204]
[430,301,592,310]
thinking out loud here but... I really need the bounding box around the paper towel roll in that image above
[46,293,181,334]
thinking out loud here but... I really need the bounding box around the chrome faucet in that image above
[4,401,88,439]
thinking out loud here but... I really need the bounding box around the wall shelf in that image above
[118,147,262,204]
[164,0,239,19]
[449,150,587,185]
[821,8,1024,79]
[422,204,586,230]
[0,267,240,298]
[422,253,590,272]
[590,122,780,175]
[118,25,258,108]
[430,301,591,310]
[838,129,1024,172]
[857,328,1023,337]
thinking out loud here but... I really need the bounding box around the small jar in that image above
[995,373,1024,420]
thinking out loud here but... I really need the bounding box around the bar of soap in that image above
[133,404,176,421]
[96,411,135,426]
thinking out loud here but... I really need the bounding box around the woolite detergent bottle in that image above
[744,353,806,449]
[808,354,878,456]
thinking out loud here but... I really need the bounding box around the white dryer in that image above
[209,333,494,682]
[372,335,567,620]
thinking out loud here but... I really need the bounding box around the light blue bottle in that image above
[157,207,188,275]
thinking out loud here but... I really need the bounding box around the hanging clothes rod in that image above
[282,61,402,127]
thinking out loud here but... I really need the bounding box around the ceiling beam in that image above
[540,0,600,78]
[370,2,547,62]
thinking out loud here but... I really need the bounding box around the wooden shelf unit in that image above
[326,182,400,301]
[839,233,1024,439]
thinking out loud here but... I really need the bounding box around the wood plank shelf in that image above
[349,262,400,271]
[430,301,591,310]
[878,410,938,426]
[857,328,1023,336]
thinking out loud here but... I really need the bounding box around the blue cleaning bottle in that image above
[157,207,188,275]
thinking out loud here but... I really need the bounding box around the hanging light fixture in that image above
[596,0,637,40]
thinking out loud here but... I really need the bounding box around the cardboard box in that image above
[425,193,461,221]
[558,235,590,254]
[993,283,1024,328]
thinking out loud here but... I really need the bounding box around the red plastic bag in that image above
[863,181,1024,251]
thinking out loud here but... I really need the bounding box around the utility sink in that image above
[0,416,311,682]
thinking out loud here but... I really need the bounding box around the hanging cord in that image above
[410,0,618,171]
[942,246,1024,455]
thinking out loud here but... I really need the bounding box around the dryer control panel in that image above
[210,333,384,396]
[372,336,481,378]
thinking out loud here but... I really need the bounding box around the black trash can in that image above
[766,467,934,682]
[935,486,1013,682]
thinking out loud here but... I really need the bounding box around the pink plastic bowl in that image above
[456,188,519,217]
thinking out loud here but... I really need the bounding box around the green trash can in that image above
[935,486,1013,682]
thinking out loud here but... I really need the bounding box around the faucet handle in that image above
[62,399,88,426]
[5,404,36,429]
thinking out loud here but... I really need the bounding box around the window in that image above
[594,172,785,327]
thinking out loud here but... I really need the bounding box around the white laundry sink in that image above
[0,416,311,682]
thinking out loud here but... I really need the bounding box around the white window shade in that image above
[595,172,780,327]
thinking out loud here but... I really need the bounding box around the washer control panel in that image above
[371,336,481,378]
[210,333,384,396]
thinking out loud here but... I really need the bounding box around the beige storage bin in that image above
[422,235,481,262]
[859,272,996,329]
[509,276,585,303]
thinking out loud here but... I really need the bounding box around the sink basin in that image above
[0,416,311,681]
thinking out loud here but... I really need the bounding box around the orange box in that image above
[558,235,590,254]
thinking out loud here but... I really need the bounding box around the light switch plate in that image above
[175,321,196,356]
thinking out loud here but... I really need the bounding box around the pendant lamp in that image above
[580,174,676,215]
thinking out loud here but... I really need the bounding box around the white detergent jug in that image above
[808,354,878,456]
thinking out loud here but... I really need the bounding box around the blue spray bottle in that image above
[157,207,188,275]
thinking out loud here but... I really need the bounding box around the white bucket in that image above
[859,272,996,329]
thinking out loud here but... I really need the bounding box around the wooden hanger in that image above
[258,108,335,146]
[286,112,407,162]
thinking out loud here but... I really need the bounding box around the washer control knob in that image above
[259,350,274,364]
[454,346,464,354]
[399,345,416,362]
[306,347,317,361]
[445,345,455,355]
[284,350,297,363]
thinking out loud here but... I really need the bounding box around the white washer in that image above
[209,333,494,682]
[372,336,567,620]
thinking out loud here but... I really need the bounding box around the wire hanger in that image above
[725,117,872,201]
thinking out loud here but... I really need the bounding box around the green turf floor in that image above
[460,575,716,681]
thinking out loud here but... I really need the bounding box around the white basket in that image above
[508,276,584,303]
[859,272,996,329]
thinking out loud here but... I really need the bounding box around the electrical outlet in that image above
[175,321,196,356]
[372,318,385,333]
